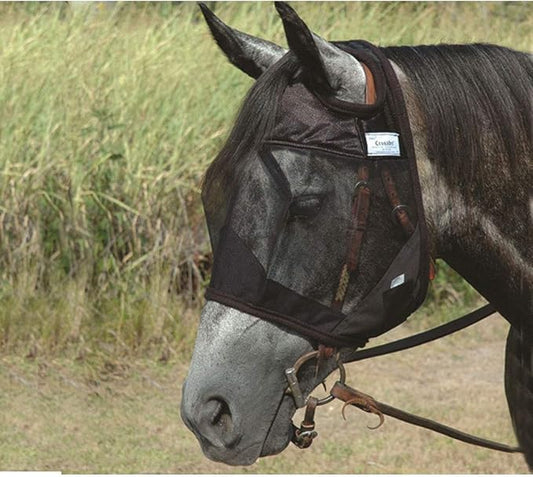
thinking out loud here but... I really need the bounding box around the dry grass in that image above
[0,314,528,473]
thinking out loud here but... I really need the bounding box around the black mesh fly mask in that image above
[202,42,430,349]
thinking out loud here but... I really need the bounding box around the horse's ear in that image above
[274,2,365,103]
[199,3,286,79]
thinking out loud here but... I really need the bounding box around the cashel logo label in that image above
[365,132,401,157]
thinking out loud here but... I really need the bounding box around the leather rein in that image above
[285,61,522,454]
[286,304,521,453]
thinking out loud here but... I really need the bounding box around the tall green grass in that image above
[0,2,530,357]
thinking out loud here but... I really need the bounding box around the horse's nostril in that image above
[181,381,242,449]
[209,398,231,428]
[198,397,239,447]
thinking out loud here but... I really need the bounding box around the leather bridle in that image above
[286,60,521,455]
[331,59,434,315]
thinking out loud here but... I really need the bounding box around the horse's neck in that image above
[396,66,532,327]
[418,151,531,326]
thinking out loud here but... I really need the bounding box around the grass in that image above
[0,314,528,473]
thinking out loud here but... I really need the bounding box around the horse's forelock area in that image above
[201,53,300,220]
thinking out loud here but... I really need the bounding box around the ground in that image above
[0,314,528,473]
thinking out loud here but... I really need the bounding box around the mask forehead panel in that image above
[268,82,365,159]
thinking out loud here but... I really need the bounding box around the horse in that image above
[181,2,532,469]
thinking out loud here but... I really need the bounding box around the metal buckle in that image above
[292,428,318,449]
[354,180,369,191]
[391,204,410,223]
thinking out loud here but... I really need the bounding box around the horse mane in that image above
[202,53,299,212]
[382,43,533,190]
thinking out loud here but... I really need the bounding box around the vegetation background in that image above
[0,1,530,473]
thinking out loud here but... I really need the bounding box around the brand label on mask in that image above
[365,132,401,157]
[390,273,405,289]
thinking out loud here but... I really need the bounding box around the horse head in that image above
[181,2,429,465]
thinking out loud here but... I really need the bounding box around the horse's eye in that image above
[288,195,324,220]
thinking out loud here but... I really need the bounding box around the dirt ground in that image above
[0,315,529,473]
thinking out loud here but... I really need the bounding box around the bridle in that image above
[285,54,522,455]
[330,51,434,315]
[284,349,346,448]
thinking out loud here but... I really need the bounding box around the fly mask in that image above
[202,41,431,349]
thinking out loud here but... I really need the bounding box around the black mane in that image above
[202,53,300,214]
[382,43,532,191]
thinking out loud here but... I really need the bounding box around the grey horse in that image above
[181,3,533,468]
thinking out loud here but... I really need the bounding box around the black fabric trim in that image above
[208,226,365,347]
[263,142,410,167]
[261,278,345,330]
[330,225,424,342]
[310,42,388,119]
[205,287,365,348]
[259,147,293,200]
[352,40,430,309]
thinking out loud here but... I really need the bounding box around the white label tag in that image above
[365,132,401,157]
[390,274,405,289]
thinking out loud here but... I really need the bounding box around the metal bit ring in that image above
[391,204,410,223]
[285,350,346,407]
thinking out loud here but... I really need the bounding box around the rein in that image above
[287,304,522,454]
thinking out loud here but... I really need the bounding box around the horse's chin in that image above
[260,358,341,459]
[259,394,297,458]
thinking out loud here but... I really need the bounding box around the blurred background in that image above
[0,2,530,472]
[1,1,529,359]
